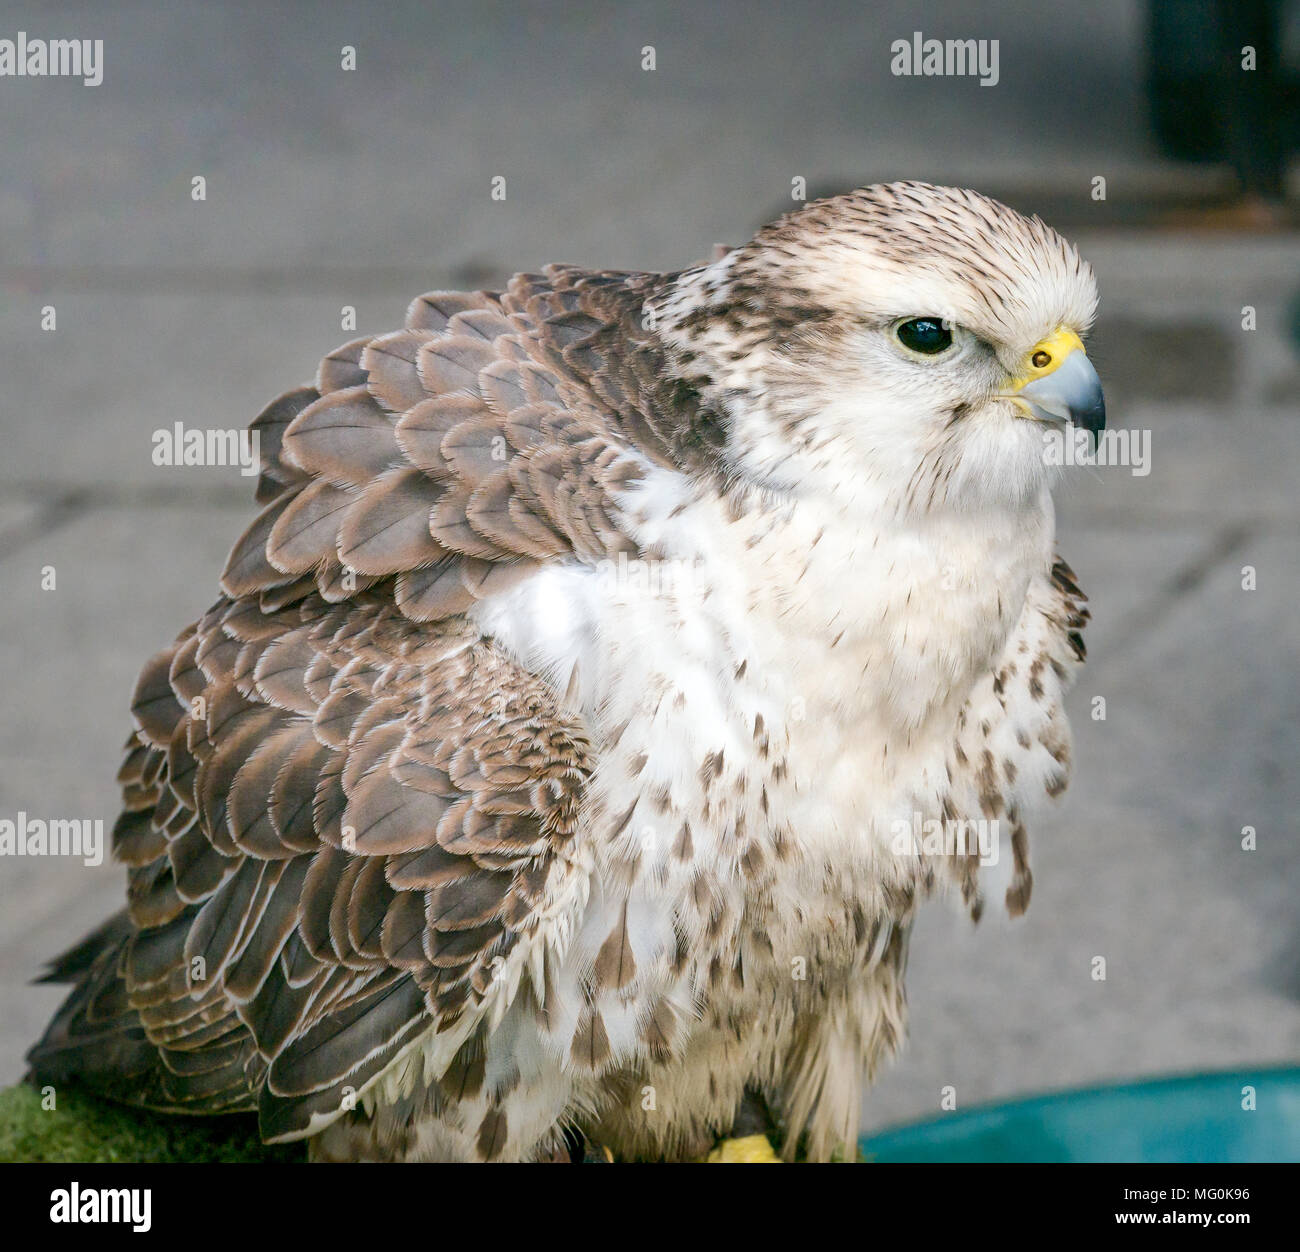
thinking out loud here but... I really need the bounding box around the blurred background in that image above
[0,0,1297,1140]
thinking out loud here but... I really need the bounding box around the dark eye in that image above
[896,317,954,355]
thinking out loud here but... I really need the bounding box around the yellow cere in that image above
[1011,327,1086,390]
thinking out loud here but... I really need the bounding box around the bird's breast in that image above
[472,475,1049,900]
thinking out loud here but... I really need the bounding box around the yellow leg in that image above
[705,1133,781,1163]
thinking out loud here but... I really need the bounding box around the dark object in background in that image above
[1146,0,1296,197]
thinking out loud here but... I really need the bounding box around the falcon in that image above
[29,182,1101,1162]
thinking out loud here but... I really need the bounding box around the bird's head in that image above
[653,181,1102,518]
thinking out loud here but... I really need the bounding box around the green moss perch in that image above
[1,1084,832,1162]
[0,1083,303,1163]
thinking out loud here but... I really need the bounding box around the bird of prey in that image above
[29,182,1100,1163]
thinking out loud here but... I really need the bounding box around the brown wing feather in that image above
[29,587,592,1142]
[218,266,726,623]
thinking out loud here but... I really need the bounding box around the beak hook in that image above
[1016,349,1106,445]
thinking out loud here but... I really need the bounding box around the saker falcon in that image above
[29,181,1101,1162]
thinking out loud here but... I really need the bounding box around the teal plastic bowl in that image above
[859,1067,1300,1162]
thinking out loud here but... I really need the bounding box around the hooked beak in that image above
[1005,329,1106,444]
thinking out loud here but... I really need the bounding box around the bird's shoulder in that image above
[222,263,730,627]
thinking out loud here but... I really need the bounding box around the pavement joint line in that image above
[0,489,93,561]
[4,229,1299,297]
[1,266,480,298]
[1,482,252,511]
[0,481,252,559]
[1087,520,1255,674]
[1062,506,1296,528]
